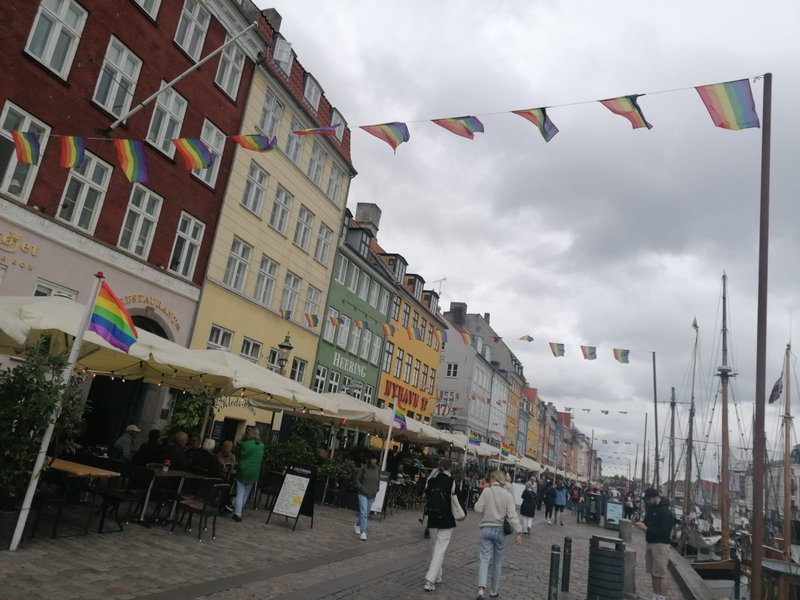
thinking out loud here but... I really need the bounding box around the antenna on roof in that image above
[430,277,447,295]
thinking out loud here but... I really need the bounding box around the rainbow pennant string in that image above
[293,124,340,136]
[581,345,597,360]
[519,335,534,342]
[406,325,415,341]
[114,139,148,183]
[460,331,471,345]
[279,309,292,320]
[599,95,653,129]
[393,405,408,431]
[353,320,364,330]
[695,79,760,130]
[512,108,559,142]
[549,342,565,357]
[172,138,214,170]
[359,122,410,152]
[613,348,630,364]
[60,136,85,169]
[88,281,138,352]
[432,116,485,139]
[468,431,481,446]
[380,323,395,336]
[304,313,319,327]
[11,131,41,165]
[328,316,339,327]
[231,134,277,152]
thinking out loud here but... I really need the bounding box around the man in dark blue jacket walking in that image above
[634,488,673,600]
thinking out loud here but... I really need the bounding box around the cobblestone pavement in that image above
[1,503,687,600]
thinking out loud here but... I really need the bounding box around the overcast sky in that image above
[259,1,800,477]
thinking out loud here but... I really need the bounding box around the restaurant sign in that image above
[0,231,40,271]
[383,380,429,411]
[121,294,181,331]
[332,351,367,378]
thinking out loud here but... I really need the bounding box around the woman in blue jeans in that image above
[473,471,523,598]
[353,452,380,541]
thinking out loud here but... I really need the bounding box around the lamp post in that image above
[277,332,293,376]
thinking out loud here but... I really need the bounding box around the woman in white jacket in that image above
[473,470,523,598]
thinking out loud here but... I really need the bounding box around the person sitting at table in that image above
[112,424,140,462]
[133,429,162,465]
[216,440,236,476]
[395,463,407,483]
[188,438,222,479]
[161,431,189,470]
[184,434,202,465]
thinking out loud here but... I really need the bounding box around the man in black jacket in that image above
[634,488,672,600]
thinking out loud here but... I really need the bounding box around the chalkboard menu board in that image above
[267,466,316,531]
[587,493,601,524]
[210,421,224,443]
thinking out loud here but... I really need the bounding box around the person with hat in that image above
[112,424,141,462]
[634,488,673,600]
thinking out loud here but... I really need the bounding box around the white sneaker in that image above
[360,531,367,541]
[354,524,361,535]
[424,581,436,592]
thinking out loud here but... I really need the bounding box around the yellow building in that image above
[504,374,522,455]
[190,16,355,440]
[523,387,540,459]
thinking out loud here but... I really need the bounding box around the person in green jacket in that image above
[354,452,380,541]
[232,427,265,522]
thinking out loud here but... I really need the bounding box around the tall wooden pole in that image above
[750,72,772,600]
[652,352,660,488]
[782,343,792,562]
[718,273,732,560]
[682,319,699,554]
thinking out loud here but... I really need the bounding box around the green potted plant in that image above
[0,340,83,549]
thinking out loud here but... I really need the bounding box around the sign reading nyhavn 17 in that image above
[384,380,429,411]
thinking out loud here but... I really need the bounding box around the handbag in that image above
[490,487,515,535]
[451,494,466,521]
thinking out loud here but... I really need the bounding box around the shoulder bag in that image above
[451,493,466,521]
[490,487,514,535]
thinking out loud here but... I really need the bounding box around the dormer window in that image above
[273,37,293,75]
[359,232,369,258]
[331,108,346,141]
[304,75,322,110]
[394,259,407,283]
[429,295,438,313]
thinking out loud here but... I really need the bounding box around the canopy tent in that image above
[518,456,543,472]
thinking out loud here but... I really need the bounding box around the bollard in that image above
[548,544,561,600]
[561,537,572,592]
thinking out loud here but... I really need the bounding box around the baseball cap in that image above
[643,488,660,499]
[125,424,141,433]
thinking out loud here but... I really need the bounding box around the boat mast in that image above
[682,318,699,554]
[782,342,792,562]
[642,413,648,488]
[669,386,676,504]
[718,273,732,561]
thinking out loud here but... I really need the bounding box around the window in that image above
[93,37,142,118]
[57,152,112,233]
[348,323,361,355]
[420,318,427,338]
[383,341,394,373]
[303,76,322,110]
[358,233,370,258]
[393,349,404,379]
[403,354,413,384]
[174,0,210,61]
[280,271,301,316]
[313,365,327,393]
[422,365,429,389]
[334,254,348,284]
[323,307,338,343]
[330,108,346,141]
[346,263,360,293]
[33,278,77,299]
[273,37,293,75]
[285,117,305,165]
[132,0,160,18]
[327,370,340,394]
[0,103,50,201]
[364,384,374,405]
[266,348,280,373]
[289,358,306,384]
[307,142,326,185]
[207,325,232,350]
[118,184,162,258]
[358,272,370,301]
[240,337,261,362]
[427,325,434,346]
[222,236,251,292]
[430,369,436,392]
[303,285,321,319]
[293,205,314,251]
[168,212,205,279]
[146,83,187,157]
[253,255,277,306]
[268,185,293,234]
[379,290,391,316]
[25,0,87,79]
[336,315,351,348]
[314,224,332,265]
[326,165,344,205]
[412,359,421,388]
[214,36,245,99]
[359,329,372,361]
[368,281,380,308]
[370,335,382,366]
[412,311,419,330]
[391,296,401,321]
[192,119,225,187]
[401,304,410,327]
[258,91,283,138]
[241,161,268,215]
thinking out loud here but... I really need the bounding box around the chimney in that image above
[261,8,282,32]
[484,312,490,324]
[448,302,467,326]
[355,203,382,238]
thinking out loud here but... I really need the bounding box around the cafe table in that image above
[137,467,209,523]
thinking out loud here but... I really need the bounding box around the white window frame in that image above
[168,211,205,279]
[253,254,278,306]
[334,254,348,284]
[268,185,293,234]
[266,348,280,373]
[370,335,383,366]
[132,0,161,19]
[358,272,370,302]
[290,358,306,384]
[285,117,305,165]
[348,324,361,355]
[364,384,374,405]
[25,0,87,79]
[303,75,322,110]
[280,271,301,316]
[241,161,268,216]
[258,91,284,138]
[313,364,328,393]
[336,315,351,349]
[146,82,187,157]
[382,341,394,373]
[412,359,421,388]
[273,37,293,76]
[33,278,77,299]
[314,224,332,266]
[240,337,261,362]
[323,307,338,343]
[0,102,51,202]
[378,290,390,316]
[93,37,142,119]
[192,119,225,187]
[222,236,252,292]
[359,329,372,361]
[327,370,340,394]
[303,285,321,320]
[330,108,346,142]
[347,264,360,294]
[214,35,245,99]
[326,164,343,205]
[207,325,233,351]
[174,0,210,61]
[368,281,380,308]
[293,205,314,251]
[307,142,326,185]
[117,184,162,259]
[56,151,112,234]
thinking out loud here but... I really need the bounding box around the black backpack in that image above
[426,475,450,515]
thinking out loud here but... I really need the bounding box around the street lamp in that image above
[277,332,293,375]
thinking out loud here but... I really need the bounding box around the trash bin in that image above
[587,535,626,600]
[605,499,623,530]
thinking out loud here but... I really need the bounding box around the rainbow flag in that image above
[88,281,138,352]
[362,321,370,331]
[231,134,277,151]
[519,335,534,342]
[293,124,340,136]
[304,313,319,327]
[613,348,630,364]
[599,95,652,129]
[432,116,484,139]
[353,320,364,330]
[468,430,481,446]
[60,136,85,169]
[581,345,597,360]
[433,329,441,343]
[695,79,760,130]
[279,309,292,320]
[549,342,565,357]
[172,138,214,170]
[381,323,395,336]
[404,325,413,340]
[11,131,41,165]
[414,327,424,341]
[512,108,559,142]
[328,315,339,327]
[359,122,410,152]
[114,139,148,183]
[460,331,471,345]
[393,405,407,431]
[501,443,511,457]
